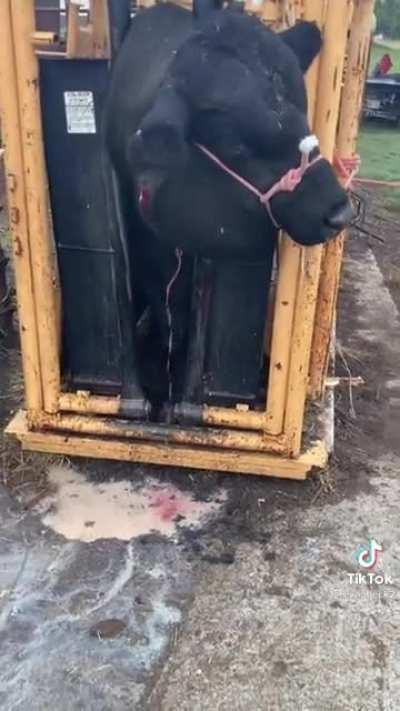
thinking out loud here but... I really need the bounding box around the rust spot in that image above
[11,207,20,226]
[14,236,23,256]
[333,67,338,91]
[275,363,283,371]
[8,174,17,192]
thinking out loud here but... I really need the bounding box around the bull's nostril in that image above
[325,201,355,231]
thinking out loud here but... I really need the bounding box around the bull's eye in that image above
[271,112,283,131]
[271,72,285,101]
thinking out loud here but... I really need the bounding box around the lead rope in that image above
[165,247,183,402]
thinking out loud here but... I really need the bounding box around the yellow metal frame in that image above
[0,0,375,479]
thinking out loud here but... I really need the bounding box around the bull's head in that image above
[130,6,354,257]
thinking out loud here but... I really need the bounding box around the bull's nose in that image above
[325,201,355,231]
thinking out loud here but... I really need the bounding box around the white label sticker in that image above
[64,91,96,134]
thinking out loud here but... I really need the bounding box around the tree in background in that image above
[375,0,400,38]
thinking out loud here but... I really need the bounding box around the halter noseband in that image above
[195,135,322,229]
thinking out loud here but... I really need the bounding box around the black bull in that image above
[104,2,353,408]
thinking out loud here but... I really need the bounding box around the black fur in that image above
[280,20,323,73]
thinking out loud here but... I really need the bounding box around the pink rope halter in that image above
[333,154,361,189]
[195,135,322,229]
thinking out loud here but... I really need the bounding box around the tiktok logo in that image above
[347,539,392,585]
[356,538,383,570]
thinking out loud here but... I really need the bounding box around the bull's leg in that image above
[143,248,193,406]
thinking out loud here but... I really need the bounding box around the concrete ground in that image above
[1,203,400,709]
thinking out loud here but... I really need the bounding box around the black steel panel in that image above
[184,257,273,407]
[40,59,125,390]
[35,1,60,34]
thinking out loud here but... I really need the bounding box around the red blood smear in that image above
[150,492,181,522]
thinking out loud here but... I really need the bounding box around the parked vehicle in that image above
[363,52,400,124]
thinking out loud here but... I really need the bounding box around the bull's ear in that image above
[279,20,322,73]
[130,86,190,168]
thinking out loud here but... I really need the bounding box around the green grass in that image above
[358,123,400,182]
[370,42,400,73]
[358,118,400,214]
[363,40,400,201]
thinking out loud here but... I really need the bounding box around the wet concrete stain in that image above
[89,618,127,639]
[0,494,190,709]
[39,465,226,542]
[0,463,226,710]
